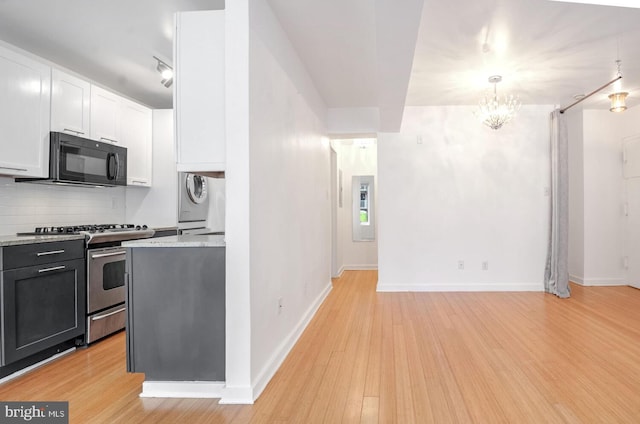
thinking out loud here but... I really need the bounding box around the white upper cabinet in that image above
[120,98,152,187]
[90,85,121,145]
[0,45,51,178]
[51,69,90,137]
[174,10,225,173]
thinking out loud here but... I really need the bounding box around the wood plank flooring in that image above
[2,271,640,423]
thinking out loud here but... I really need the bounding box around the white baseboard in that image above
[249,280,333,402]
[376,282,543,292]
[342,264,378,271]
[334,264,377,278]
[571,277,626,287]
[219,385,255,404]
[140,381,225,398]
[569,275,584,285]
[332,267,344,279]
[0,348,75,385]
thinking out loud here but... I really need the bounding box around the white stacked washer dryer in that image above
[177,173,211,234]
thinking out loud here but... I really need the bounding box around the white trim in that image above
[569,274,584,285]
[219,385,254,404]
[342,264,378,271]
[333,264,377,278]
[376,282,543,292]
[0,348,75,385]
[140,381,225,398]
[571,277,626,287]
[332,266,344,279]
[249,280,333,402]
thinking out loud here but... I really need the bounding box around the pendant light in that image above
[609,60,628,112]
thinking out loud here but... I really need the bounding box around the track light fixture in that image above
[153,56,173,88]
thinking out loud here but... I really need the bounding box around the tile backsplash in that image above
[0,176,126,235]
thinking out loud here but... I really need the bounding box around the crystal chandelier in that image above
[475,75,521,130]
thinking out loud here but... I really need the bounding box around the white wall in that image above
[624,107,640,287]
[567,108,585,283]
[206,177,226,232]
[333,141,378,275]
[568,105,640,287]
[619,105,640,287]
[0,177,125,235]
[223,0,252,403]
[125,109,178,228]
[579,110,627,285]
[248,0,331,400]
[377,105,553,291]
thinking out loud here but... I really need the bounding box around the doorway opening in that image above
[330,138,378,278]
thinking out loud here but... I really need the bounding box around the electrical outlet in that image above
[482,261,489,271]
[457,260,464,270]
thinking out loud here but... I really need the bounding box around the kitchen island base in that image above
[125,242,225,382]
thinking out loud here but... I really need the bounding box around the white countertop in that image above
[0,234,86,247]
[122,234,226,248]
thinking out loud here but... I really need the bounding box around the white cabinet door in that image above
[0,46,51,177]
[51,69,90,137]
[120,98,152,187]
[90,85,121,145]
[174,10,225,173]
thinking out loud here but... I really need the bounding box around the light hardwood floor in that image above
[2,271,640,423]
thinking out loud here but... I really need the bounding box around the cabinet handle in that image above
[63,128,85,135]
[38,265,66,273]
[131,180,147,185]
[100,137,118,143]
[37,249,65,256]
[92,307,126,321]
[0,166,27,172]
[90,250,126,259]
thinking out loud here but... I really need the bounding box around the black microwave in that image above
[16,132,127,187]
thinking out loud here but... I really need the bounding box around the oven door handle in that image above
[91,307,126,321]
[90,250,126,259]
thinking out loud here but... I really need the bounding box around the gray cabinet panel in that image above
[1,239,86,368]
[127,247,225,381]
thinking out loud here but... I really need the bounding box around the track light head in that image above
[153,56,173,88]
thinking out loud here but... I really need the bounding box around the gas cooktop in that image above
[18,224,155,244]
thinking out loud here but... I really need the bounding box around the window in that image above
[359,183,370,225]
[352,175,375,241]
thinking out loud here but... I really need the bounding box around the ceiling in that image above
[0,0,224,108]
[0,0,638,120]
[407,0,640,110]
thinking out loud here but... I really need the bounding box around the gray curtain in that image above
[544,109,570,298]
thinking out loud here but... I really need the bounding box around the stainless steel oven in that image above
[86,245,127,343]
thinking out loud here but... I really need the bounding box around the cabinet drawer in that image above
[1,240,85,270]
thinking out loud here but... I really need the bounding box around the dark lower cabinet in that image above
[0,240,85,369]
[1,259,85,365]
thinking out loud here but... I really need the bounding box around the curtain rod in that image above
[559,75,622,114]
